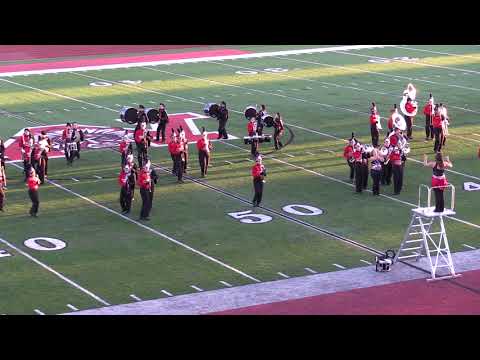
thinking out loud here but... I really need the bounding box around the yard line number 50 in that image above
[228,204,324,224]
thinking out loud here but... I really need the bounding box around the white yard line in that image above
[463,244,476,250]
[93,175,103,179]
[34,309,45,315]
[360,260,373,265]
[191,285,204,292]
[161,290,173,297]
[64,109,70,112]
[0,233,111,306]
[67,304,79,311]
[304,267,317,274]
[219,281,233,288]
[0,45,392,77]
[7,162,261,284]
[277,272,290,279]
[130,294,142,302]
[285,153,295,158]
[224,160,234,165]
[71,177,79,182]
[393,45,480,61]
[306,151,315,156]
[333,263,347,270]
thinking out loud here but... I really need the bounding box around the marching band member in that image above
[353,143,364,193]
[118,164,131,214]
[197,127,212,178]
[424,152,452,213]
[38,131,51,182]
[217,101,229,139]
[423,94,434,141]
[432,105,444,152]
[387,105,398,134]
[155,103,169,143]
[256,104,266,136]
[247,117,259,157]
[178,126,189,173]
[343,135,356,182]
[251,155,266,207]
[369,103,380,147]
[0,152,6,212]
[0,138,6,180]
[26,167,41,217]
[149,160,159,197]
[440,103,449,147]
[388,128,404,195]
[370,145,384,196]
[138,162,153,221]
[404,98,417,140]
[137,105,148,124]
[126,154,137,203]
[273,112,285,150]
[31,143,43,184]
[134,120,149,167]
[61,123,72,148]
[119,130,132,167]
[173,135,185,183]
[168,130,177,175]
[19,128,34,181]
[71,123,84,159]
[381,137,392,186]
[361,146,369,190]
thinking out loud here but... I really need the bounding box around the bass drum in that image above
[262,114,274,127]
[203,103,220,118]
[120,107,138,124]
[244,106,257,119]
[146,108,159,124]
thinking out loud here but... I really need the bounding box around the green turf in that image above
[0,45,479,314]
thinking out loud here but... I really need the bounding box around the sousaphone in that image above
[400,83,418,117]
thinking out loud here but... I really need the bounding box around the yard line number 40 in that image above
[228,204,324,224]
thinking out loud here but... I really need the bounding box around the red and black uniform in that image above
[0,141,6,175]
[404,102,417,139]
[247,120,259,156]
[119,138,131,167]
[252,163,266,207]
[387,115,394,133]
[432,164,448,212]
[371,155,383,196]
[180,134,189,173]
[172,141,185,181]
[118,168,133,214]
[388,140,403,195]
[273,118,285,150]
[19,132,34,180]
[31,146,43,183]
[168,138,177,175]
[353,148,364,193]
[343,144,355,181]
[134,127,148,167]
[370,114,379,147]
[423,102,434,140]
[138,169,152,220]
[432,113,443,152]
[0,165,5,212]
[196,137,211,177]
[27,173,41,216]
[155,109,169,143]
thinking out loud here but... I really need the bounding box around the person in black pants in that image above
[155,103,169,142]
[71,123,84,159]
[361,152,369,190]
[138,164,152,221]
[370,146,383,195]
[217,101,229,139]
[424,152,453,212]
[251,156,266,207]
[26,168,41,217]
[353,144,364,193]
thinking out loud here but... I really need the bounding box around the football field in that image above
[1,45,480,315]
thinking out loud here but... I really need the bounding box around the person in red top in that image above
[251,155,266,207]
[424,152,452,212]
[119,130,132,167]
[247,117,259,157]
[404,98,417,140]
[172,136,185,183]
[431,105,443,152]
[178,127,189,174]
[26,167,41,217]
[138,162,152,221]
[134,121,148,167]
[388,128,404,195]
[369,106,380,147]
[31,143,44,184]
[168,131,177,175]
[387,105,398,134]
[196,128,212,178]
[343,134,356,182]
[0,159,6,212]
[273,113,285,150]
[118,165,133,214]
[423,95,434,141]
[19,128,34,180]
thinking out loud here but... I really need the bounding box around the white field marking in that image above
[161,290,173,297]
[93,175,102,179]
[246,158,254,162]
[333,263,347,270]
[305,86,313,89]
[8,162,261,283]
[34,309,45,315]
[0,78,118,112]
[285,153,295,158]
[220,141,480,231]
[28,112,35,115]
[412,124,480,145]
[393,45,480,61]
[220,281,233,288]
[305,267,317,274]
[191,285,204,292]
[45,110,53,113]
[474,134,480,137]
[449,74,456,76]
[71,177,79,182]
[334,50,480,75]
[81,107,87,110]
[463,244,476,250]
[225,160,233,165]
[0,234,111,306]
[277,55,480,93]
[322,85,328,88]
[277,89,284,92]
[64,109,70,112]
[306,151,315,156]
[291,88,300,91]
[115,103,123,106]
[130,294,142,302]
[277,272,290,279]
[67,304,79,311]
[214,94,221,98]
[0,46,392,77]
[360,260,373,265]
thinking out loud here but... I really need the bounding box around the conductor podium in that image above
[394,184,461,281]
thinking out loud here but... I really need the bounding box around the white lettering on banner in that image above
[24,237,67,251]
[282,204,324,216]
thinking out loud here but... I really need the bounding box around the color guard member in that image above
[424,152,452,213]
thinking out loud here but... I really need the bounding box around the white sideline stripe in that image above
[0,45,392,77]
[334,50,480,75]
[130,294,142,302]
[285,153,295,158]
[67,304,79,311]
[393,45,480,61]
[71,177,79,182]
[333,263,347,270]
[7,162,261,284]
[34,309,45,315]
[277,272,290,279]
[93,175,102,179]
[0,232,110,306]
[360,260,372,265]
[161,290,173,297]
[463,244,476,250]
[220,281,233,288]
[305,267,317,274]
[191,285,204,292]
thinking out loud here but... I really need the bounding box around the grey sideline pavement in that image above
[64,249,480,315]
